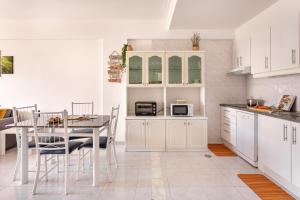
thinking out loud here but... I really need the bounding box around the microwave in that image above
[170,104,193,117]
[135,101,157,116]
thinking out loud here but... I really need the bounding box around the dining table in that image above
[7,115,110,186]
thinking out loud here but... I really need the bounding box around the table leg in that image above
[21,128,29,184]
[93,128,100,186]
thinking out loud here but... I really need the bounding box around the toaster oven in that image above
[135,101,157,116]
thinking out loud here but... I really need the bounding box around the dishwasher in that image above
[236,110,258,167]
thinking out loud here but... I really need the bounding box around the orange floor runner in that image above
[238,174,295,200]
[208,144,237,156]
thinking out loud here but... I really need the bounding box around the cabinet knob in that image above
[292,49,296,64]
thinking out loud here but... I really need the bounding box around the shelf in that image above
[126,114,207,120]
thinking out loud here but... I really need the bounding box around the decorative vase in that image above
[192,45,200,51]
[127,44,133,51]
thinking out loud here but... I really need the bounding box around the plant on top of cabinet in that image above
[191,32,201,51]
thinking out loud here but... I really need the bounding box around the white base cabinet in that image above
[258,115,300,197]
[126,118,207,151]
[166,119,207,150]
[126,119,165,151]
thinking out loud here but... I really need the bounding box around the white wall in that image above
[0,19,235,142]
[0,39,102,112]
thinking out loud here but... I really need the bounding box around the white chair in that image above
[69,102,94,139]
[32,110,82,195]
[77,105,120,179]
[12,105,38,181]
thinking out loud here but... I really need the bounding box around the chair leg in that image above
[32,153,41,195]
[77,150,81,180]
[89,150,92,167]
[44,155,48,182]
[57,155,60,173]
[64,154,69,195]
[112,142,118,168]
[13,149,21,181]
[106,146,112,182]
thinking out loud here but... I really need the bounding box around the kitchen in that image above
[0,0,300,199]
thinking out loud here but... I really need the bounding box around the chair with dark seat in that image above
[69,102,94,140]
[77,105,120,179]
[32,110,81,195]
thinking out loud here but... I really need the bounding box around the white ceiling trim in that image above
[166,0,178,29]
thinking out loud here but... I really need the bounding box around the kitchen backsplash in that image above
[247,74,300,112]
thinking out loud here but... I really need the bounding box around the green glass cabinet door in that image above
[128,55,143,84]
[168,55,183,84]
[148,55,163,85]
[188,55,202,84]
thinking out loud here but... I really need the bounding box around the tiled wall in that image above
[129,39,247,143]
[247,74,300,111]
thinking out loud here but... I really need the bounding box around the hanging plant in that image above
[121,44,128,69]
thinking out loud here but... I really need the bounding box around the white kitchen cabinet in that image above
[259,115,291,182]
[185,53,204,86]
[126,119,165,151]
[235,39,251,68]
[145,52,164,87]
[270,1,299,71]
[221,107,237,146]
[166,53,185,87]
[251,26,271,74]
[292,122,300,189]
[186,120,207,149]
[166,119,207,150]
[126,120,146,149]
[146,120,165,150]
[127,52,164,87]
[166,52,204,87]
[166,120,186,149]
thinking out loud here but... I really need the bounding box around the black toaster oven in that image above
[135,101,157,116]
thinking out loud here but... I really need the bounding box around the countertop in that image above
[220,104,300,123]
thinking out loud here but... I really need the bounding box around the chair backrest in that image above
[32,110,69,153]
[109,105,120,140]
[71,102,94,116]
[12,104,38,125]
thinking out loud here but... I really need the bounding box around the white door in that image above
[185,53,204,86]
[236,111,256,161]
[270,1,299,71]
[166,120,186,149]
[145,52,165,87]
[186,120,207,149]
[127,52,145,87]
[239,38,251,67]
[259,115,291,182]
[251,26,271,74]
[166,53,185,87]
[146,120,165,150]
[292,122,300,189]
[126,120,146,149]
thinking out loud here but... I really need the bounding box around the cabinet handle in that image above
[184,122,186,125]
[237,57,240,67]
[283,125,286,141]
[142,122,145,125]
[293,127,297,144]
[292,49,296,64]
[188,122,191,126]
[284,125,288,141]
[265,57,269,69]
[240,56,242,66]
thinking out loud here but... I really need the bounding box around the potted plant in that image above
[191,32,201,50]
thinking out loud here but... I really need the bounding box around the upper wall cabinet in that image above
[166,52,204,87]
[269,2,299,71]
[236,0,300,78]
[251,26,271,74]
[127,52,164,87]
[235,38,251,68]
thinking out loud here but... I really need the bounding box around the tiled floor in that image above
[0,145,261,200]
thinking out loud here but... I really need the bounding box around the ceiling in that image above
[170,0,279,29]
[0,0,170,20]
[0,0,278,29]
